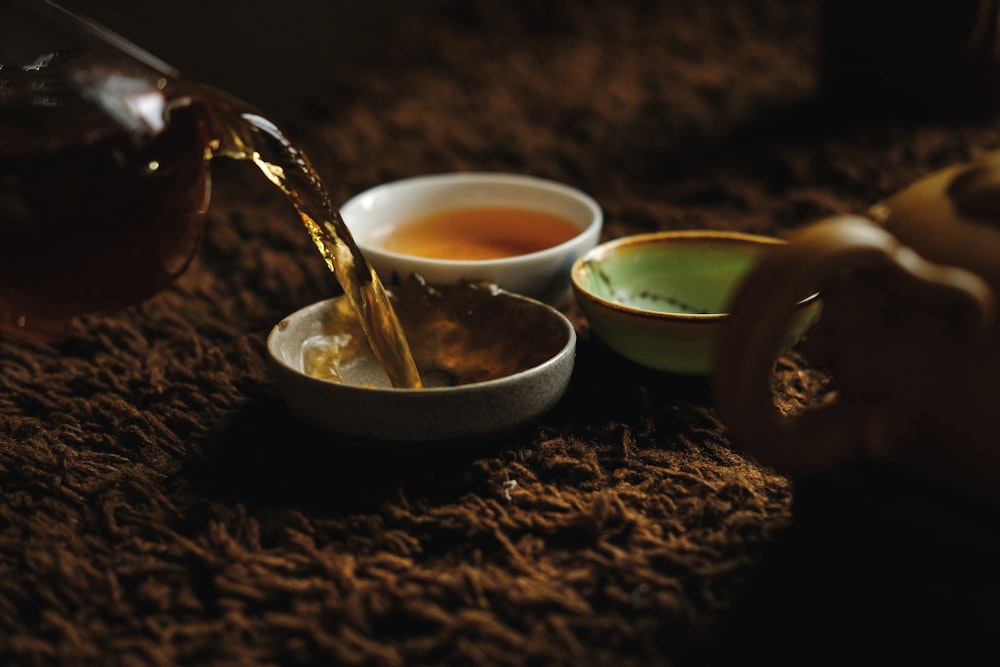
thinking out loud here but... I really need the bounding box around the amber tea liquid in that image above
[0,100,210,341]
[379,207,580,260]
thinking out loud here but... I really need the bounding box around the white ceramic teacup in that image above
[340,172,603,305]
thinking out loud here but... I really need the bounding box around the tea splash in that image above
[299,278,569,388]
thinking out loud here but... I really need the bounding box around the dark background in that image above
[56,0,447,120]
[4,1,1000,665]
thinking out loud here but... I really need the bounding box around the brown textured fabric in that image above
[3,1,1000,665]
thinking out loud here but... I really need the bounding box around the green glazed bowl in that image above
[570,230,821,375]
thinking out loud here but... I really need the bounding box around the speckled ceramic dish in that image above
[570,230,821,375]
[267,280,577,443]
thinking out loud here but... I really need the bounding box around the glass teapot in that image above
[0,0,373,345]
[0,0,420,387]
[0,0,223,341]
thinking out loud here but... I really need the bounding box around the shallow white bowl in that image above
[340,172,603,305]
[267,282,577,444]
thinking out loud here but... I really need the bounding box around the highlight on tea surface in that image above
[376,207,581,260]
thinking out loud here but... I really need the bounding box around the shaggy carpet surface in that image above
[3,1,1000,665]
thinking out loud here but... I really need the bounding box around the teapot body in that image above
[714,152,1000,501]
